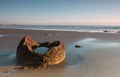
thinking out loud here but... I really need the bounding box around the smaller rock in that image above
[104,30,110,32]
[117,31,120,33]
[75,45,83,48]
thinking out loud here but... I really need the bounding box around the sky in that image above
[0,0,120,25]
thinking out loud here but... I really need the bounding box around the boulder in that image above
[16,35,65,67]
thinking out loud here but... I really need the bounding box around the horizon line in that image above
[0,24,120,26]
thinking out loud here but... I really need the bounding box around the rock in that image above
[75,45,83,48]
[43,41,65,65]
[117,31,120,33]
[16,35,65,67]
[104,30,110,32]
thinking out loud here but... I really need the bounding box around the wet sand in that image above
[0,28,120,77]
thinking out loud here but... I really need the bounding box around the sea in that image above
[0,25,120,33]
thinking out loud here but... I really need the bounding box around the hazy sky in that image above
[0,0,120,25]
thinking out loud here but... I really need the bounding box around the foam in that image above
[18,28,118,33]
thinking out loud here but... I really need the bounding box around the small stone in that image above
[104,30,109,32]
[117,31,120,33]
[75,45,83,48]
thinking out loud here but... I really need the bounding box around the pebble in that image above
[75,45,83,48]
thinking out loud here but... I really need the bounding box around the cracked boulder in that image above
[16,35,66,67]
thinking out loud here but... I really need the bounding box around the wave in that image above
[0,25,120,33]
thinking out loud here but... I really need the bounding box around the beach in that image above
[0,28,120,77]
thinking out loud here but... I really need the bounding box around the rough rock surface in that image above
[16,35,65,67]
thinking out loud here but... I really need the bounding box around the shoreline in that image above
[1,27,120,33]
[1,25,120,33]
[0,28,120,51]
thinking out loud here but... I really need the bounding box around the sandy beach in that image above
[0,28,120,77]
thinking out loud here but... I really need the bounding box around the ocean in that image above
[0,25,120,33]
